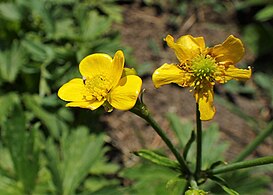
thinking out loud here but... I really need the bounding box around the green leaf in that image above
[79,10,111,41]
[0,41,25,83]
[183,130,195,160]
[21,37,55,64]
[2,102,40,194]
[221,186,239,195]
[167,113,193,148]
[46,127,106,195]
[166,176,187,195]
[83,176,120,192]
[0,2,21,21]
[134,149,180,171]
[210,175,239,195]
[89,147,120,175]
[0,93,20,124]
[255,5,273,22]
[23,94,68,138]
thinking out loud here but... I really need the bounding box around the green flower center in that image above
[84,75,111,101]
[191,54,216,80]
[190,54,217,89]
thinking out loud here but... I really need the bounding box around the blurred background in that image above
[0,0,272,194]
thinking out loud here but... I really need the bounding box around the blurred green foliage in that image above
[0,0,125,194]
[122,114,272,194]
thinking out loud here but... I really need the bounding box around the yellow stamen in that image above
[84,75,111,101]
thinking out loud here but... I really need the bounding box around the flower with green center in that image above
[58,50,142,111]
[152,34,252,120]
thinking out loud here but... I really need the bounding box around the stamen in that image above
[84,75,111,101]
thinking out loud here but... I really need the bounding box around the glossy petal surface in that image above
[58,78,85,101]
[195,86,215,121]
[166,35,205,63]
[211,35,244,64]
[152,63,191,88]
[108,75,142,110]
[111,50,125,87]
[79,53,113,78]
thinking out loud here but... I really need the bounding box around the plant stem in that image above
[195,103,202,179]
[210,156,273,175]
[233,121,273,162]
[130,101,191,175]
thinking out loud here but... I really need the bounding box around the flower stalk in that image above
[195,103,203,180]
[209,156,273,175]
[130,100,191,175]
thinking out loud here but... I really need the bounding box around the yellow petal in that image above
[215,65,252,83]
[165,35,205,63]
[58,78,85,101]
[211,35,245,64]
[107,75,142,110]
[152,63,191,88]
[195,85,216,121]
[66,100,104,110]
[79,53,113,78]
[111,50,125,87]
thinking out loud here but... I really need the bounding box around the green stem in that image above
[195,103,202,179]
[130,101,191,175]
[210,156,273,175]
[233,121,273,162]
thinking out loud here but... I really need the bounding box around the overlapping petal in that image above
[152,63,191,88]
[66,100,104,110]
[211,35,245,65]
[111,50,125,88]
[58,78,85,101]
[107,75,142,110]
[79,53,113,78]
[165,35,205,64]
[194,85,215,121]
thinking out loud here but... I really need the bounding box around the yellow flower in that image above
[58,50,142,111]
[152,35,251,120]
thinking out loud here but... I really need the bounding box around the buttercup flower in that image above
[58,50,142,111]
[152,35,251,120]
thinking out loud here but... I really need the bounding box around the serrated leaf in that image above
[120,162,180,195]
[2,102,40,194]
[0,41,25,83]
[46,127,106,195]
[79,10,111,41]
[21,38,55,64]
[134,149,180,171]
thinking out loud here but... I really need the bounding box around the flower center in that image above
[84,75,111,101]
[191,54,216,79]
[190,54,217,88]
